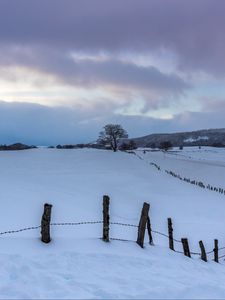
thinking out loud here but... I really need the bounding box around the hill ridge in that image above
[129,128,225,147]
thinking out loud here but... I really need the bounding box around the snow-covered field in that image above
[0,148,225,299]
[138,146,225,188]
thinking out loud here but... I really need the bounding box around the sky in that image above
[0,0,224,145]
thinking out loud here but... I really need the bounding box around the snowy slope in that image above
[139,147,225,187]
[0,148,225,298]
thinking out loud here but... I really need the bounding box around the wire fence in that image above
[129,150,225,197]
[0,225,41,235]
[1,219,225,262]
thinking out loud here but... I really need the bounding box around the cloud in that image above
[0,101,224,146]
[198,97,225,112]
[0,0,223,144]
[0,46,190,113]
[0,47,189,93]
[0,0,224,75]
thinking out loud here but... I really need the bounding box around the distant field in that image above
[138,146,225,188]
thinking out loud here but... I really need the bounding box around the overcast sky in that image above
[0,0,224,145]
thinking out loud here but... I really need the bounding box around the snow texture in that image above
[0,147,225,298]
[184,136,209,143]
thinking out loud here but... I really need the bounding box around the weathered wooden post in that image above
[181,238,191,258]
[199,240,207,262]
[147,216,153,245]
[102,195,110,242]
[41,203,52,243]
[167,218,174,251]
[214,239,219,263]
[137,202,150,248]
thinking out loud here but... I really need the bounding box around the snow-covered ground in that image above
[138,146,225,187]
[0,148,225,298]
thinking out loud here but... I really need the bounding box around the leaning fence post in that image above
[214,239,219,263]
[147,216,153,245]
[181,238,191,258]
[41,203,52,243]
[199,240,207,262]
[136,202,150,248]
[102,195,110,242]
[168,218,174,251]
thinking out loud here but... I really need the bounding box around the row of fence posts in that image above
[167,217,219,263]
[40,197,219,263]
[165,169,225,196]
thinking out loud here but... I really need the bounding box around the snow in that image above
[0,148,225,298]
[184,136,209,143]
[139,146,225,187]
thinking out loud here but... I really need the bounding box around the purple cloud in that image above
[0,0,224,75]
[0,0,224,144]
[0,47,189,93]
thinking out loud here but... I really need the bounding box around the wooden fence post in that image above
[137,202,150,248]
[102,195,110,242]
[41,203,52,243]
[181,238,191,258]
[147,216,153,245]
[168,218,174,251]
[214,239,219,263]
[199,240,207,262]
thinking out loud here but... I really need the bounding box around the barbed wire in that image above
[110,222,138,228]
[110,223,225,257]
[50,221,103,226]
[0,221,102,236]
[151,229,182,243]
[0,220,225,259]
[0,225,41,236]
[128,150,225,197]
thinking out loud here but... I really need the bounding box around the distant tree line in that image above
[159,141,173,151]
[53,124,225,152]
[0,143,36,151]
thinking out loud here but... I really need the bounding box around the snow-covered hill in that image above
[0,148,225,299]
[130,128,225,147]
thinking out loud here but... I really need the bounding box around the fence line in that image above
[51,221,103,226]
[165,169,225,196]
[128,150,225,197]
[0,225,41,235]
[1,215,225,262]
[0,196,223,264]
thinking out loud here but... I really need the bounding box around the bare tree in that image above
[98,124,128,152]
